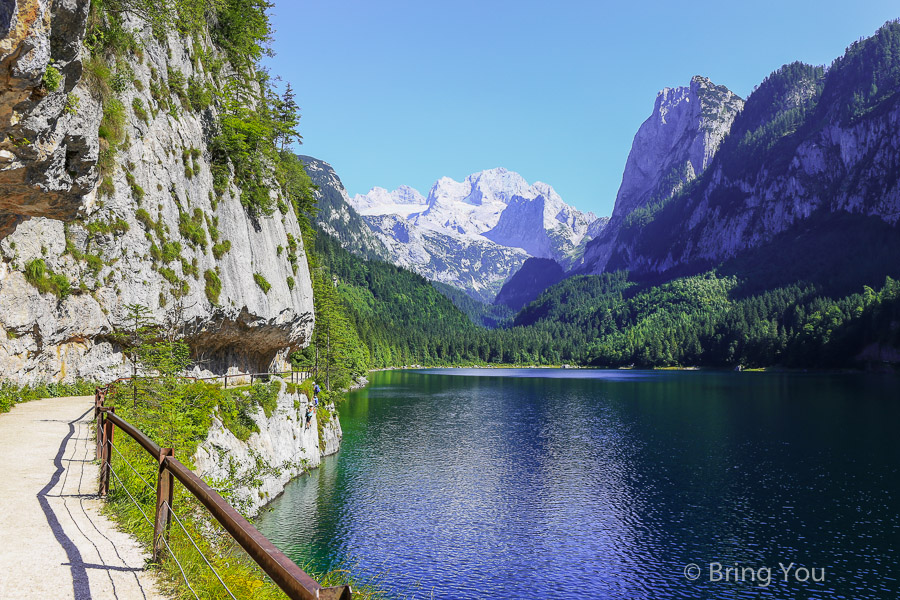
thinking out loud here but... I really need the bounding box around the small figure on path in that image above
[305,404,313,430]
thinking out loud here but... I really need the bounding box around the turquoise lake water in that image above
[255,369,900,599]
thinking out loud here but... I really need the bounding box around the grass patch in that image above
[254,272,271,294]
[212,240,231,260]
[125,171,145,201]
[23,259,72,299]
[204,269,221,304]
[97,98,127,197]
[86,218,129,237]
[178,208,207,249]
[132,97,149,123]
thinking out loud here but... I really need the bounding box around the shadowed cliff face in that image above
[582,35,900,280]
[0,2,315,382]
[0,0,96,233]
[581,76,744,275]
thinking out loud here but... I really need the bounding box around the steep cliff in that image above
[597,24,900,278]
[0,1,314,382]
[581,76,743,273]
[300,154,389,261]
[193,382,342,517]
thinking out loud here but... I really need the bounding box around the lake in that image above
[255,369,900,599]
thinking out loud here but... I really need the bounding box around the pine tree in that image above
[276,82,301,151]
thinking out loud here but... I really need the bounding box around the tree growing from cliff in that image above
[272,83,301,151]
[112,303,192,406]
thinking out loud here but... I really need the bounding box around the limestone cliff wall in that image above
[581,76,743,274]
[192,383,342,517]
[0,1,314,382]
[602,89,900,276]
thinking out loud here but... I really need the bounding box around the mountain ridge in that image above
[334,167,608,302]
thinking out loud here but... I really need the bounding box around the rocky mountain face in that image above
[494,257,565,312]
[585,23,900,277]
[0,1,314,382]
[581,76,744,274]
[194,381,341,517]
[361,212,529,303]
[349,168,605,302]
[299,155,389,261]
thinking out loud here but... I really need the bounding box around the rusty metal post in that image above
[99,407,115,496]
[152,447,175,563]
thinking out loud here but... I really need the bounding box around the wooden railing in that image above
[95,379,349,600]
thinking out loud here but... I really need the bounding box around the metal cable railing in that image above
[106,437,210,600]
[106,369,315,390]
[164,500,238,600]
[157,529,202,600]
[95,381,351,600]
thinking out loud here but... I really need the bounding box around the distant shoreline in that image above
[365,364,886,375]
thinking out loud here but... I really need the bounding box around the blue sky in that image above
[265,1,899,216]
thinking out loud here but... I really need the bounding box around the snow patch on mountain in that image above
[351,168,605,276]
[348,168,606,300]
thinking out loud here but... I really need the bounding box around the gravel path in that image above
[0,395,169,599]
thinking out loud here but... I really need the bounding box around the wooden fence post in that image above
[99,407,115,496]
[153,447,175,563]
[94,389,105,460]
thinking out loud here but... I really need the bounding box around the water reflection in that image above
[256,369,900,599]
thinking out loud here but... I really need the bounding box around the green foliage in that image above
[820,20,900,123]
[166,66,189,108]
[187,77,213,111]
[64,93,80,115]
[279,152,317,222]
[181,257,199,279]
[42,64,62,92]
[211,0,275,72]
[158,266,181,287]
[86,217,129,237]
[253,272,271,294]
[131,97,149,123]
[212,239,231,259]
[178,208,207,248]
[216,388,260,441]
[98,98,126,144]
[204,269,221,304]
[83,54,112,101]
[97,98,126,196]
[432,280,513,328]
[211,94,277,216]
[248,381,280,418]
[23,259,72,299]
[84,253,105,275]
[0,380,97,414]
[271,82,301,151]
[125,171,145,201]
[109,60,134,93]
[286,276,295,290]
[135,208,154,229]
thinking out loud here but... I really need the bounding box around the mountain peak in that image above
[347,168,608,299]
